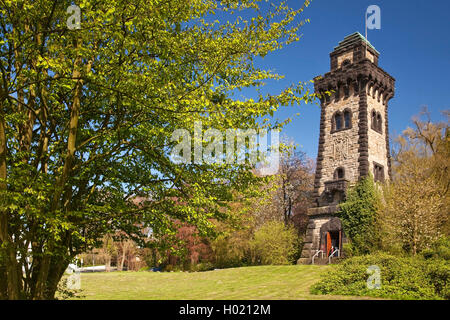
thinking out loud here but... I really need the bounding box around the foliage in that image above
[421,236,450,261]
[252,138,314,228]
[161,221,214,271]
[310,252,450,300]
[55,276,82,300]
[99,234,118,271]
[79,232,145,271]
[142,247,165,269]
[211,228,253,269]
[211,215,302,268]
[380,110,449,255]
[189,262,215,272]
[250,221,300,265]
[382,178,447,255]
[0,0,316,299]
[338,175,381,255]
[163,264,183,273]
[341,243,354,258]
[277,141,315,226]
[207,143,312,269]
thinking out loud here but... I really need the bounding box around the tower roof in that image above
[333,32,379,55]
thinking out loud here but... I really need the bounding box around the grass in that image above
[72,265,377,300]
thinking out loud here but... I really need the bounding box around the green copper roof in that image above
[333,32,379,54]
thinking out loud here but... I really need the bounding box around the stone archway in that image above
[319,217,343,257]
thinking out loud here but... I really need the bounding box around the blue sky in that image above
[246,0,450,158]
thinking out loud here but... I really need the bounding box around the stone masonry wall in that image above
[301,216,334,259]
[337,51,353,68]
[367,92,389,179]
[318,92,361,195]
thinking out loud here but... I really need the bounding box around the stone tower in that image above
[298,32,395,264]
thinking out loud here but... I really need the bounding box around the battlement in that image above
[314,58,395,107]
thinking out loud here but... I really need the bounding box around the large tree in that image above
[381,110,449,255]
[0,0,315,299]
[251,139,314,228]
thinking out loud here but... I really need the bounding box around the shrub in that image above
[338,175,381,255]
[310,252,449,300]
[250,221,300,265]
[163,264,181,272]
[422,236,450,261]
[138,266,151,272]
[211,230,253,269]
[190,262,215,272]
[341,243,354,258]
[423,259,450,299]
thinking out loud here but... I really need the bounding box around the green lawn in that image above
[72,265,375,300]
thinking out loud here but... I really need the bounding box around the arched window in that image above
[371,110,383,133]
[332,110,351,133]
[344,110,351,128]
[343,85,350,97]
[371,110,377,128]
[373,162,385,182]
[376,113,382,132]
[342,59,351,67]
[335,113,342,130]
[334,167,345,180]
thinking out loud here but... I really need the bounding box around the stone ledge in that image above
[324,179,349,193]
[307,205,340,216]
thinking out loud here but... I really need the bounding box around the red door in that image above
[326,232,332,257]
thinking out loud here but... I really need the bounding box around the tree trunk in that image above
[33,254,51,300]
[0,98,22,299]
[119,250,126,271]
[0,264,7,299]
[45,257,70,300]
[105,256,111,272]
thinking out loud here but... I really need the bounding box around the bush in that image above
[250,221,300,265]
[421,236,450,261]
[211,230,253,269]
[138,266,151,272]
[310,252,449,300]
[341,243,354,258]
[163,264,182,272]
[190,262,215,272]
[424,259,450,299]
[339,175,381,255]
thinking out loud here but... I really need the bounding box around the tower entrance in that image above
[325,231,340,257]
[319,217,342,257]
